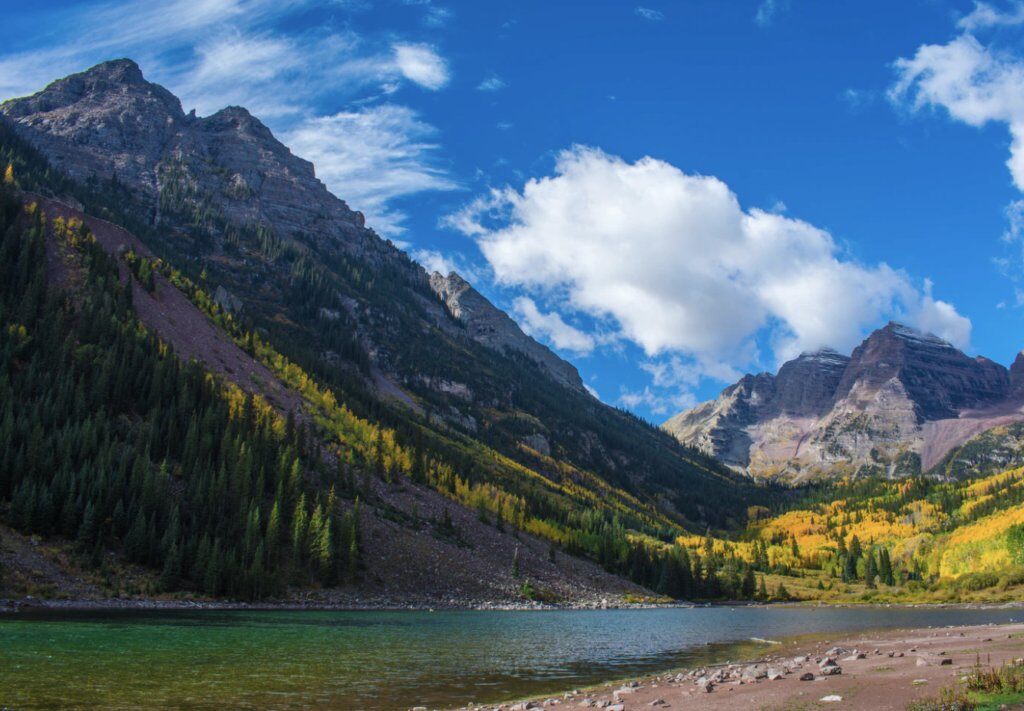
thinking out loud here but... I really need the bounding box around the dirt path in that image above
[484,622,1024,711]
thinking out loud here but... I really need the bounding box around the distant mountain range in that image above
[664,322,1024,481]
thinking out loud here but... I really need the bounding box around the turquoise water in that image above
[0,606,1020,709]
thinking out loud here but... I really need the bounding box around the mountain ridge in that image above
[0,58,770,603]
[0,58,585,397]
[664,321,1024,480]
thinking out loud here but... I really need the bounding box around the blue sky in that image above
[3,0,1024,421]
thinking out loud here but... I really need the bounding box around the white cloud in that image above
[841,87,875,109]
[635,7,664,22]
[477,74,507,92]
[754,0,789,27]
[891,13,1024,293]
[512,297,596,354]
[393,43,450,90]
[424,6,453,28]
[958,1,1024,31]
[891,33,1024,190]
[642,355,741,390]
[401,0,452,28]
[447,146,970,378]
[412,248,481,282]
[284,105,458,234]
[619,386,696,416]
[0,0,277,99]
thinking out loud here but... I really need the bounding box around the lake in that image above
[1,606,1020,709]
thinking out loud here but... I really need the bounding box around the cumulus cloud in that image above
[447,146,970,383]
[512,297,596,354]
[284,105,458,234]
[891,33,1024,190]
[393,43,450,90]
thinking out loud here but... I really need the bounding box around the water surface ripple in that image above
[1,606,1019,709]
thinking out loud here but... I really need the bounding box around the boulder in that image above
[819,660,842,676]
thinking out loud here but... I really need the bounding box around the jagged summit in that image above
[665,321,1024,480]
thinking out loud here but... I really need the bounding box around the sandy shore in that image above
[479,622,1024,711]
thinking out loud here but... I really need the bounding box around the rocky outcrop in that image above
[664,322,1024,480]
[429,271,585,392]
[1011,351,1024,391]
[773,349,851,418]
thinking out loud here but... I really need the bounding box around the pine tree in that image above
[266,499,282,563]
[741,568,756,599]
[160,541,182,591]
[291,493,309,567]
[879,548,894,586]
[865,551,878,589]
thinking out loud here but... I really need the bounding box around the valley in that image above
[2,60,1024,614]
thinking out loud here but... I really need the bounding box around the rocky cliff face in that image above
[664,322,1024,480]
[0,59,579,390]
[428,271,584,392]
[832,323,1009,420]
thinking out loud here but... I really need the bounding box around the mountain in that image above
[664,322,1024,481]
[0,59,769,603]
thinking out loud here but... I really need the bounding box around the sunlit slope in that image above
[667,467,1024,602]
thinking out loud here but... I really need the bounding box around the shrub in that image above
[906,686,974,711]
[955,572,1000,592]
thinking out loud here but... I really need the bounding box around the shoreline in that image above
[478,621,1024,711]
[4,594,1024,614]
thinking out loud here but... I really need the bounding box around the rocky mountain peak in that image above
[202,106,275,140]
[4,58,184,122]
[833,321,1007,421]
[1,58,370,245]
[665,321,1022,479]
[67,58,148,87]
[3,59,591,398]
